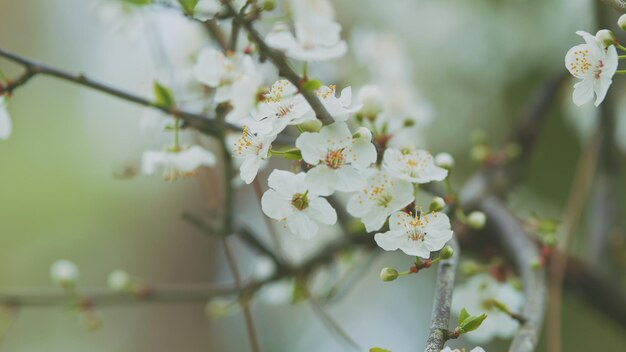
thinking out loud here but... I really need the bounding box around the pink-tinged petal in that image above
[261,189,293,220]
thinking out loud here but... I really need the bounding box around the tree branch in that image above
[220,1,334,124]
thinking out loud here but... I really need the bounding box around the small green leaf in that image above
[301,79,322,92]
[270,147,302,160]
[459,313,488,333]
[458,307,470,326]
[369,348,392,352]
[153,81,176,108]
[178,0,199,15]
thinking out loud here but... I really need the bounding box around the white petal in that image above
[171,145,217,172]
[286,212,319,238]
[0,97,12,140]
[305,164,339,196]
[295,131,326,164]
[388,211,412,232]
[350,138,377,170]
[307,197,337,225]
[261,189,293,220]
[334,166,366,193]
[361,208,390,232]
[267,170,306,198]
[240,156,261,184]
[374,230,404,251]
[193,47,225,87]
[422,213,453,252]
[572,79,594,106]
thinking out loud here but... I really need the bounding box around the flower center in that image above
[291,192,309,211]
[324,148,346,169]
[569,48,592,76]
[276,104,293,118]
[233,126,262,156]
[406,213,428,241]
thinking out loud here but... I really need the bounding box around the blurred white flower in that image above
[434,152,455,169]
[317,85,362,121]
[374,211,452,258]
[441,347,485,352]
[227,56,264,123]
[50,259,79,287]
[142,145,216,181]
[0,96,12,140]
[451,274,524,343]
[356,85,385,118]
[193,48,246,103]
[565,30,618,106]
[261,170,337,238]
[108,270,132,292]
[231,127,275,184]
[383,148,447,184]
[250,80,314,135]
[265,22,347,61]
[346,169,414,232]
[296,122,377,196]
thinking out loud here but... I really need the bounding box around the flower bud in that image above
[434,152,454,169]
[108,270,132,292]
[530,257,542,270]
[50,259,79,287]
[467,211,487,229]
[439,245,454,259]
[619,14,626,31]
[596,29,616,48]
[461,261,481,275]
[354,127,373,141]
[470,145,489,162]
[380,267,399,282]
[261,0,275,11]
[429,197,446,212]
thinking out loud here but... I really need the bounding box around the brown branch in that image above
[424,237,460,352]
[220,0,334,124]
[480,197,546,352]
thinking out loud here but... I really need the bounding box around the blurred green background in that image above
[0,0,625,351]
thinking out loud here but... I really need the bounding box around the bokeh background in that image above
[0,0,625,351]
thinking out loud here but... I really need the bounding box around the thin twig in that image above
[220,0,334,124]
[547,130,602,352]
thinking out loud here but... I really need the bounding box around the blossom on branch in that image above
[250,80,314,135]
[317,85,362,121]
[261,170,337,238]
[346,169,414,232]
[296,122,377,196]
[382,148,448,184]
[230,127,275,184]
[374,211,453,258]
[565,31,618,107]
[141,145,216,181]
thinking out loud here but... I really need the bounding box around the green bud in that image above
[261,0,276,11]
[596,29,616,48]
[530,257,542,270]
[429,197,446,212]
[297,119,322,132]
[619,14,626,31]
[458,307,470,326]
[380,267,399,282]
[461,261,482,275]
[301,79,322,92]
[403,118,415,127]
[467,211,487,229]
[458,312,488,333]
[153,81,176,108]
[470,145,489,162]
[543,234,557,247]
[434,152,454,169]
[369,348,391,352]
[439,245,454,260]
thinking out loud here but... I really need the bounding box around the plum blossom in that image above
[346,169,414,232]
[374,211,453,258]
[0,96,12,140]
[383,148,448,184]
[226,57,264,123]
[317,85,362,121]
[142,145,216,181]
[193,47,246,103]
[296,122,377,196]
[231,126,276,184]
[261,170,337,238]
[50,259,79,287]
[451,274,524,343]
[565,31,618,106]
[441,347,485,352]
[250,80,314,135]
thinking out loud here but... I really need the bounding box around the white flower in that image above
[231,127,276,184]
[441,347,485,352]
[296,122,377,196]
[383,148,448,184]
[374,211,453,258]
[108,270,132,292]
[261,170,337,238]
[50,259,79,287]
[227,56,263,123]
[316,85,362,121]
[193,48,247,103]
[0,96,12,140]
[565,31,618,106]
[451,274,524,343]
[142,145,216,181]
[250,80,314,135]
[265,21,347,61]
[356,85,385,118]
[346,169,414,232]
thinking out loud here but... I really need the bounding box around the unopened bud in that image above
[261,0,275,11]
[108,270,132,292]
[596,29,616,48]
[50,259,79,287]
[467,211,487,229]
[380,267,399,282]
[439,245,454,259]
[434,152,454,169]
[354,127,373,141]
[619,14,626,31]
[429,197,446,212]
[530,257,542,270]
[470,145,489,162]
